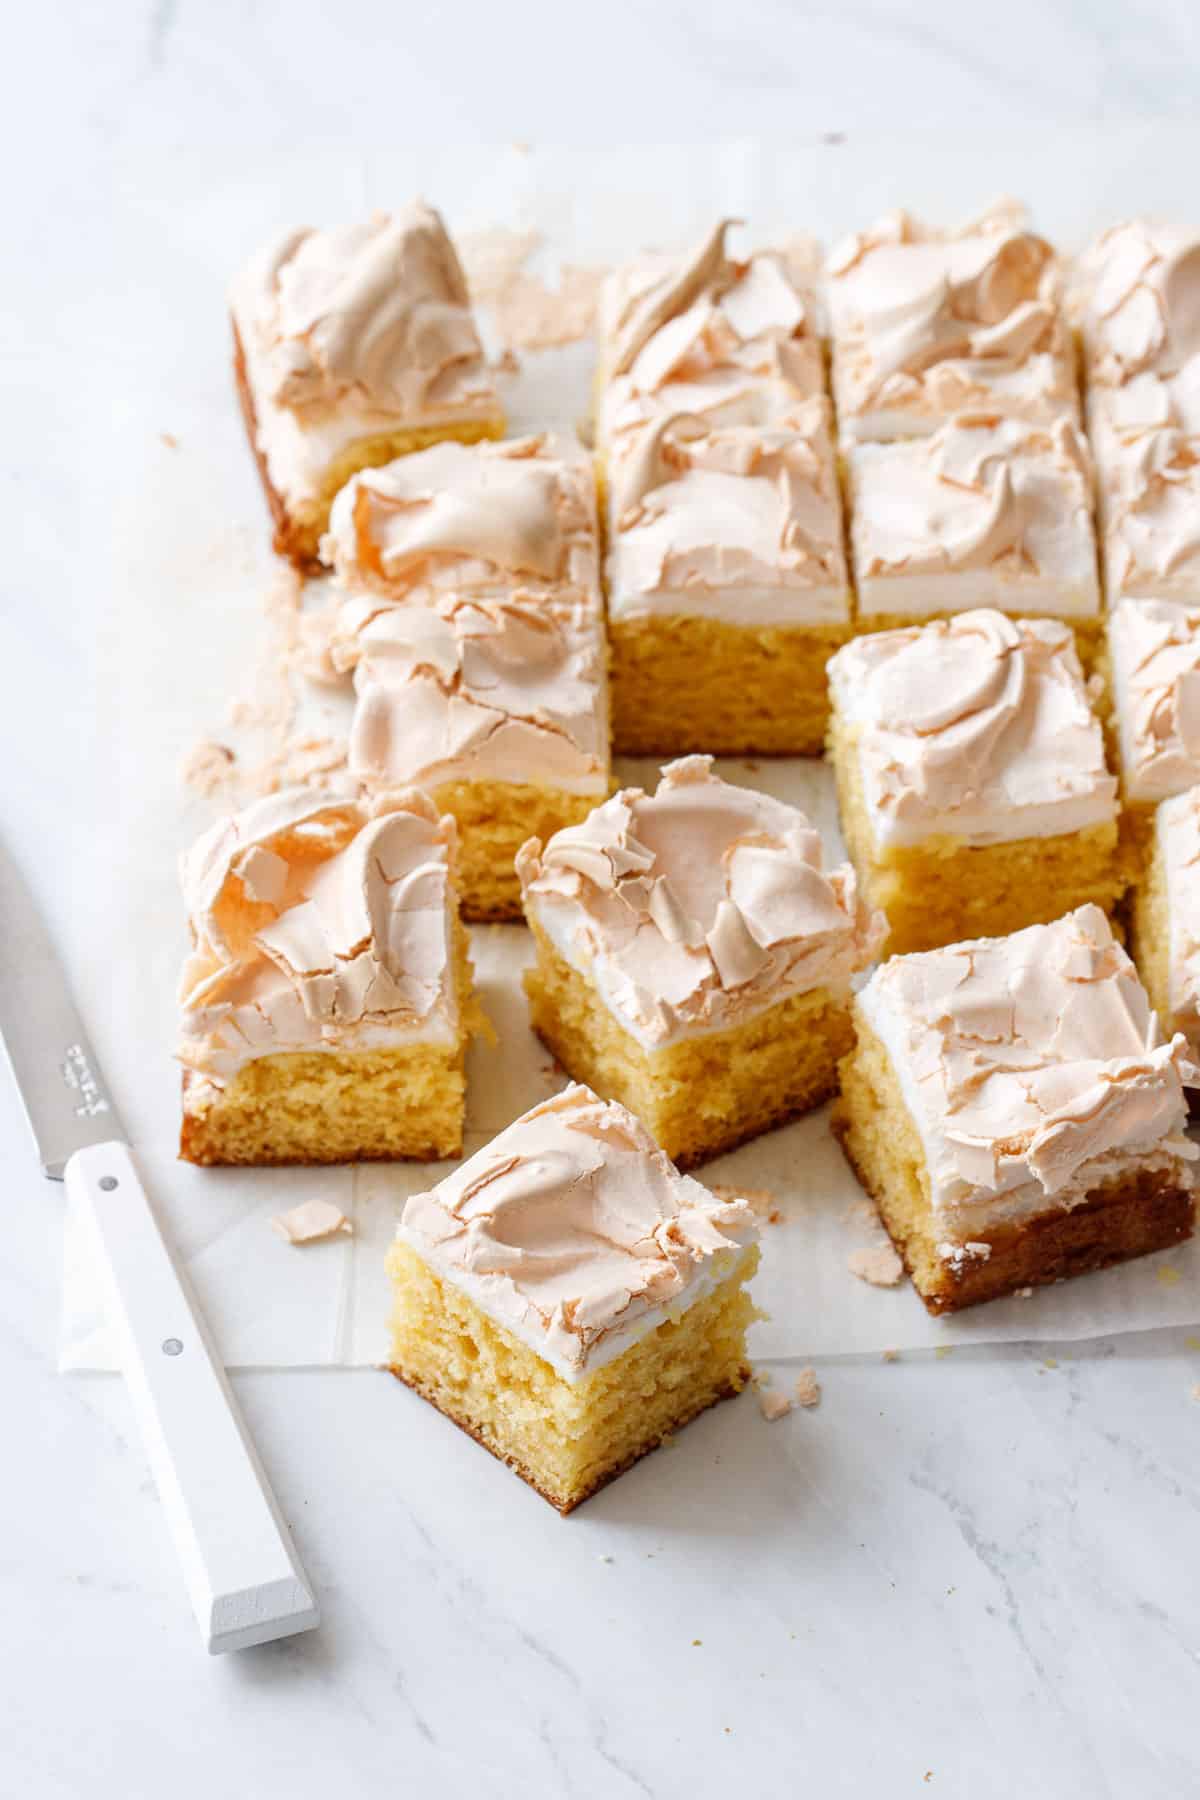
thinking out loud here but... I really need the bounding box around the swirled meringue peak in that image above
[178,783,459,1086]
[230,203,499,509]
[828,610,1116,848]
[598,222,824,446]
[398,1083,759,1380]
[827,201,1077,441]
[321,433,600,607]
[517,756,883,1049]
[857,906,1198,1240]
[847,415,1101,620]
[605,399,850,627]
[1108,597,1200,804]
[1072,218,1200,388]
[341,589,609,796]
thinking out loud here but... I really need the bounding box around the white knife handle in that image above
[65,1141,319,1654]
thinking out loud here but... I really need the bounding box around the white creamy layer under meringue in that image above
[827,201,1078,441]
[597,221,824,450]
[321,432,600,607]
[1109,597,1200,804]
[230,203,499,511]
[398,1083,758,1381]
[1071,217,1200,388]
[1158,787,1200,1056]
[178,783,459,1086]
[829,611,1116,849]
[847,415,1101,619]
[517,755,883,1050]
[858,906,1198,1244]
[605,401,850,628]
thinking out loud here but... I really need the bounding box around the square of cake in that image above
[178,784,476,1165]
[604,402,852,755]
[230,203,504,569]
[596,220,825,462]
[517,756,882,1168]
[834,905,1197,1314]
[827,610,1123,955]
[1130,785,1200,1060]
[325,434,610,921]
[1106,596,1200,863]
[386,1083,760,1513]
[846,415,1102,658]
[827,201,1078,443]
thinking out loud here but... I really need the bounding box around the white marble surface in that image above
[6,6,1200,1795]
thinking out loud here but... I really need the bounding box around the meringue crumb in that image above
[848,1243,905,1287]
[1157,1264,1182,1286]
[271,1200,353,1245]
[881,1348,899,1363]
[180,739,237,798]
[1191,1385,1200,1402]
[793,1368,821,1409]
[757,1388,792,1422]
[934,1346,955,1360]
[713,1183,781,1223]
[159,431,179,450]
[1016,1287,1034,1299]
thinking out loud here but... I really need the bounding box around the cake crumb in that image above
[1157,1264,1182,1286]
[757,1388,792,1422]
[271,1200,354,1245]
[691,1639,702,1647]
[1185,1336,1200,1351]
[934,1345,955,1360]
[881,1348,899,1363]
[848,1243,905,1287]
[599,1554,614,1563]
[1042,1357,1059,1370]
[160,431,179,449]
[793,1368,821,1409]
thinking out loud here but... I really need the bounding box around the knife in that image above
[0,840,319,1654]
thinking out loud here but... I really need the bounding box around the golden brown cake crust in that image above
[833,1106,1194,1314]
[232,316,323,572]
[386,1363,749,1515]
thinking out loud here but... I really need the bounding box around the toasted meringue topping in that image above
[398,1083,758,1379]
[828,202,1077,439]
[1157,787,1200,1054]
[1090,407,1200,602]
[828,611,1116,848]
[1073,218,1200,386]
[230,203,499,508]
[599,224,824,444]
[605,400,849,627]
[848,416,1100,618]
[858,906,1198,1231]
[321,433,599,604]
[1109,597,1200,804]
[518,756,882,1049]
[339,590,609,796]
[178,784,458,1083]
